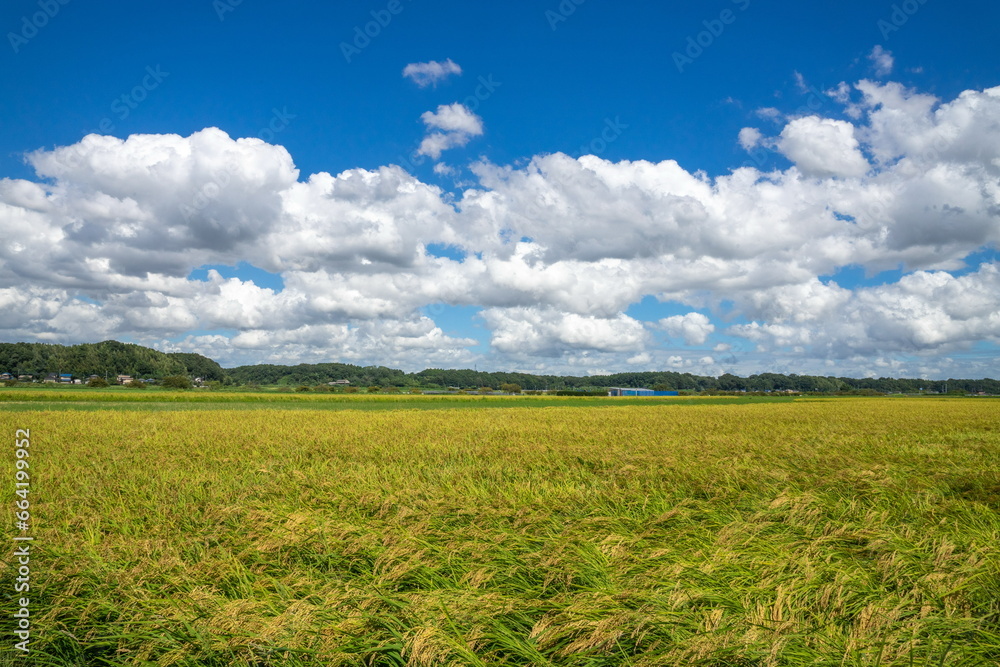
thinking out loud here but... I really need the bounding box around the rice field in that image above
[1,397,999,665]
[0,388,790,411]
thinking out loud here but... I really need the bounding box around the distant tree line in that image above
[216,362,1000,394]
[0,341,997,394]
[416,369,999,394]
[225,362,410,388]
[0,341,225,381]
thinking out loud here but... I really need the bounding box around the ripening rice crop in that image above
[1,397,998,665]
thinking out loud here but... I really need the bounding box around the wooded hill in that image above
[226,362,408,388]
[0,341,225,381]
[1,340,997,394]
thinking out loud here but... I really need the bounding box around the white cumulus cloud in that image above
[402,58,462,87]
[778,116,870,178]
[2,80,999,377]
[869,45,894,77]
[738,127,763,151]
[417,103,484,159]
[659,312,716,346]
[482,307,648,358]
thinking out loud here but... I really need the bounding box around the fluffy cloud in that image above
[858,81,1000,167]
[482,307,648,357]
[9,128,298,283]
[161,318,478,370]
[868,46,894,77]
[1,81,998,377]
[403,59,462,87]
[421,104,483,135]
[738,127,762,150]
[417,103,484,159]
[778,116,870,178]
[270,166,459,272]
[659,313,715,346]
[729,264,1000,359]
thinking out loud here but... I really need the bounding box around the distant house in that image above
[44,373,59,383]
[328,379,351,385]
[59,374,73,383]
[17,375,32,381]
[0,373,12,381]
[116,374,133,385]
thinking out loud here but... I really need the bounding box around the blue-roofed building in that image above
[607,387,679,397]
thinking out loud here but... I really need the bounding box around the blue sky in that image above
[1,0,998,378]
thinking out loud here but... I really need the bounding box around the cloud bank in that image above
[1,80,998,377]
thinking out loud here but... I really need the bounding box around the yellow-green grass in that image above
[0,389,624,404]
[0,388,798,413]
[1,398,999,665]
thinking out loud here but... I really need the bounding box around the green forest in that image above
[1,340,997,394]
[0,341,225,381]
